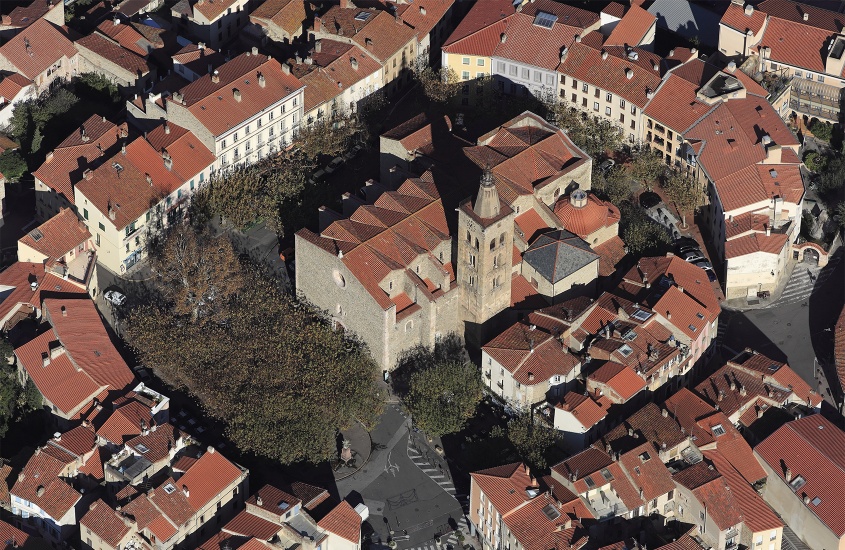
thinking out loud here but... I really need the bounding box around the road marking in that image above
[385,450,400,477]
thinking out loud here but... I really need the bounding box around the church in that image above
[295,111,626,369]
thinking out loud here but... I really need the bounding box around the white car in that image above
[104,290,127,306]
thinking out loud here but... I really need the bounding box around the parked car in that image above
[704,270,718,282]
[104,290,127,306]
[599,159,616,173]
[694,259,714,271]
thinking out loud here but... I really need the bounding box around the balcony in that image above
[654,124,666,134]
[586,489,628,520]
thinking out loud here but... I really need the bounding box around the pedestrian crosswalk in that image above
[407,438,457,497]
[769,257,839,308]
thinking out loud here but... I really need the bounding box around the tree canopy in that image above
[506,410,559,471]
[630,147,666,188]
[0,150,26,182]
[407,360,483,437]
[547,104,622,158]
[592,165,631,206]
[125,226,383,464]
[661,170,700,228]
[620,203,672,256]
[418,67,462,104]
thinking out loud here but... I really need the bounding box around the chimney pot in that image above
[233,88,242,102]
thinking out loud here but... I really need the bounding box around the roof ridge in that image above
[787,418,845,478]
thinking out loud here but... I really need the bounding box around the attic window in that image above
[696,312,704,319]
[789,475,806,491]
[769,169,778,178]
[711,424,726,436]
[136,443,150,453]
[355,11,371,21]
[584,477,596,488]
[29,228,44,241]
[541,504,560,521]
[631,309,652,322]
[163,483,176,494]
[112,162,124,173]
[622,329,638,341]
[601,468,614,481]
[768,363,780,372]
[533,11,557,28]
[618,344,634,357]
[811,497,822,506]
[278,502,290,511]
[639,451,651,462]
[688,324,697,332]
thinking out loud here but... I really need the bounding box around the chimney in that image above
[42,352,50,368]
[575,35,581,43]
[601,50,608,60]
[628,428,634,436]
[803,12,809,20]
[351,57,359,70]
[252,46,259,56]
[164,122,170,134]
[83,169,93,180]
[757,407,764,419]
[36,486,45,497]
[340,0,349,7]
[661,408,669,418]
[233,88,242,102]
[108,203,116,221]
[282,63,291,75]
[121,143,126,155]
[625,68,633,79]
[803,494,811,504]
[560,46,568,63]
[740,386,747,396]
[198,42,205,50]
[365,37,373,49]
[211,70,220,84]
[258,72,266,87]
[146,173,153,186]
[745,3,754,16]
[666,310,671,320]
[730,381,737,391]
[45,151,54,163]
[60,305,67,317]
[182,485,190,497]
[766,224,772,237]
[49,341,64,360]
[785,468,792,482]
[315,39,322,53]
[113,15,120,25]
[420,6,426,14]
[315,16,322,32]
[528,372,535,382]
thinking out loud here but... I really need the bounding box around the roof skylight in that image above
[533,11,558,28]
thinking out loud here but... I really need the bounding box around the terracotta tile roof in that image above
[44,297,135,391]
[247,484,301,516]
[720,2,766,34]
[81,499,131,548]
[51,424,96,456]
[317,501,361,543]
[619,442,675,501]
[122,492,160,529]
[836,306,845,397]
[297,173,451,310]
[694,411,767,484]
[223,510,281,540]
[394,0,453,42]
[193,0,241,21]
[178,448,243,511]
[171,455,197,472]
[605,4,655,47]
[174,53,305,138]
[443,0,514,48]
[602,2,626,19]
[514,209,551,243]
[4,0,59,28]
[725,231,789,259]
[618,256,720,320]
[18,208,90,264]
[538,475,594,520]
[730,350,821,407]
[33,114,122,205]
[757,0,842,31]
[16,330,104,416]
[148,514,178,542]
[296,44,381,112]
[0,19,77,80]
[552,448,614,492]
[553,192,620,240]
[444,17,508,57]
[555,392,607,429]
[703,449,783,533]
[317,8,416,64]
[654,284,710,339]
[96,400,153,445]
[484,307,581,385]
[78,446,106,481]
[676,463,743,531]
[588,361,646,402]
[151,477,193,526]
[593,236,626,277]
[11,449,82,520]
[755,415,845,536]
[755,14,830,74]
[0,72,32,100]
[289,481,329,509]
[654,528,701,550]
[96,20,152,56]
[74,137,184,231]
[602,402,686,454]
[125,423,182,464]
[144,121,215,182]
[724,211,771,240]
[664,387,717,438]
[249,0,307,37]
[0,517,31,548]
[172,43,226,76]
[510,273,548,310]
[644,73,711,134]
[501,492,589,550]
[471,463,535,515]
[495,12,594,71]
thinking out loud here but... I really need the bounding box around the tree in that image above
[418,67,462,104]
[804,151,827,172]
[620,204,672,256]
[126,228,383,464]
[391,333,468,397]
[545,104,622,158]
[809,118,833,142]
[506,410,558,471]
[0,150,27,182]
[835,201,845,230]
[592,165,631,206]
[0,365,18,439]
[661,170,700,228]
[407,361,483,437]
[630,147,665,189]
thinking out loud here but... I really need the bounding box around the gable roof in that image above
[75,32,152,76]
[555,392,607,429]
[144,121,215,182]
[720,2,766,35]
[177,448,243,510]
[11,449,82,520]
[588,361,646,401]
[317,501,361,543]
[471,462,535,515]
[443,0,515,48]
[80,500,131,548]
[0,19,77,80]
[673,462,743,530]
[605,4,655,47]
[618,442,675,501]
[249,0,307,36]
[602,402,686,454]
[18,208,90,264]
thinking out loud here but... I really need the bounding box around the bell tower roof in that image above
[473,169,501,220]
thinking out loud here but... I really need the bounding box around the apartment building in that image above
[0,0,65,42]
[249,0,307,44]
[543,391,606,450]
[75,21,155,97]
[73,123,215,274]
[0,18,78,92]
[672,462,745,550]
[171,0,251,50]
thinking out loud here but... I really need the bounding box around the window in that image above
[631,105,636,115]
[462,71,470,80]
[469,253,476,267]
[769,532,777,541]
[98,222,105,231]
[96,234,100,246]
[606,92,612,102]
[521,68,529,79]
[582,97,587,107]
[534,71,541,83]
[83,208,89,220]
[699,511,705,521]
[190,180,195,191]
[509,64,517,76]
[497,61,505,72]
[560,75,566,85]
[593,102,599,111]
[582,82,588,92]
[221,139,227,148]
[605,106,611,115]
[476,72,485,78]
[795,70,802,77]
[620,98,626,108]
[477,58,485,66]
[818,75,825,82]
[462,57,470,65]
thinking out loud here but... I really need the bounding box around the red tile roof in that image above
[720,2,766,35]
[618,442,675,501]
[18,207,90,264]
[755,15,830,74]
[172,43,226,76]
[731,350,821,407]
[249,0,307,37]
[295,42,382,112]
[510,273,547,310]
[554,192,621,240]
[604,4,655,47]
[0,517,31,548]
[32,114,122,205]
[80,500,131,548]
[125,423,182,464]
[148,514,178,542]
[725,231,789,259]
[96,400,153,445]
[676,463,743,531]
[471,463,535,515]
[78,446,105,481]
[394,0,454,43]
[443,0,514,48]
[178,448,243,511]
[96,20,152,56]
[593,236,626,277]
[317,501,361,543]
[0,262,85,329]
[602,402,687,453]
[317,8,417,64]
[193,0,241,21]
[588,361,646,402]
[0,19,77,80]
[144,121,215,182]
[174,52,305,137]
[0,72,32,100]
[44,297,135,391]
[555,392,607,429]
[602,2,626,20]
[644,73,711,134]
[16,330,104,416]
[76,32,151,76]
[223,510,282,540]
[11,449,82,520]
[502,493,589,550]
[754,415,845,537]
[514,209,550,244]
[836,306,845,397]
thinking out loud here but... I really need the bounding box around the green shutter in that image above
[83,208,89,220]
